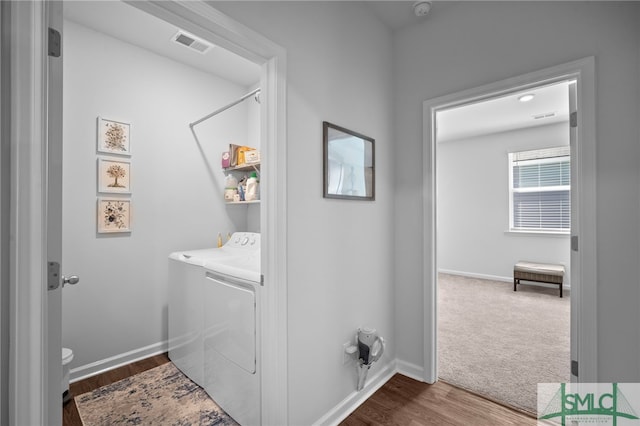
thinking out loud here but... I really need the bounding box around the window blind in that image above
[510,147,570,232]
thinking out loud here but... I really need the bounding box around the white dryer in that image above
[203,233,261,426]
[168,236,255,387]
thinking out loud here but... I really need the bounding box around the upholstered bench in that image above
[513,261,565,298]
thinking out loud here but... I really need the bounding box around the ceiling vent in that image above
[172,31,213,54]
[532,112,557,120]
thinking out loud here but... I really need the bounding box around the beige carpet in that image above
[75,362,238,425]
[437,273,570,414]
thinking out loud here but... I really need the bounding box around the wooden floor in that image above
[341,374,536,426]
[63,354,534,426]
[62,353,170,426]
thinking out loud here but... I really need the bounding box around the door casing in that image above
[8,1,288,424]
[422,57,597,384]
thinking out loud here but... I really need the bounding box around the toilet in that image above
[62,347,74,404]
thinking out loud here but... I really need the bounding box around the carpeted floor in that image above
[74,362,238,425]
[437,273,570,414]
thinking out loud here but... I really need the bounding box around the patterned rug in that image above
[75,362,238,425]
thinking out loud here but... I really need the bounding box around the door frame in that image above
[422,57,597,384]
[7,1,289,424]
[6,2,50,424]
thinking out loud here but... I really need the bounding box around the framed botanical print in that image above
[97,117,131,156]
[97,198,131,233]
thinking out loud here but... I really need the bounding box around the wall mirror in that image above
[323,121,375,200]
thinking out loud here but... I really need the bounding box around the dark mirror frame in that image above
[323,121,375,201]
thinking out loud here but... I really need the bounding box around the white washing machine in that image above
[168,234,257,387]
[203,233,261,426]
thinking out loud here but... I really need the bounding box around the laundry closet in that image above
[60,0,262,402]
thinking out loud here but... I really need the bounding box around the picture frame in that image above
[97,198,132,233]
[97,117,131,156]
[98,157,131,194]
[323,121,375,200]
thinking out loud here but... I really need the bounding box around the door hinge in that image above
[571,235,579,252]
[570,111,578,128]
[571,360,579,377]
[47,261,61,290]
[48,28,61,58]
[260,274,264,286]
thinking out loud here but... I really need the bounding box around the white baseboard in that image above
[313,360,397,426]
[396,359,424,382]
[69,340,168,383]
[439,268,511,283]
[439,268,570,291]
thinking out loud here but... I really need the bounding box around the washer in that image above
[203,233,261,426]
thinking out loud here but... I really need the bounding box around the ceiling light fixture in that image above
[518,94,535,103]
[413,1,432,17]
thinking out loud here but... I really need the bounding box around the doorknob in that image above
[62,275,80,287]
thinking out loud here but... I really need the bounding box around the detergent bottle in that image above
[245,172,259,201]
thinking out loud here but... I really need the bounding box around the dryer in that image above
[203,233,261,426]
[167,234,257,387]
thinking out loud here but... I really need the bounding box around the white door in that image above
[46,1,64,423]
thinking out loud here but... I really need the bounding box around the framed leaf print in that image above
[97,117,131,156]
[97,198,131,233]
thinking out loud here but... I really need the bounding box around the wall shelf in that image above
[223,158,260,204]
[223,162,260,173]
[225,200,260,205]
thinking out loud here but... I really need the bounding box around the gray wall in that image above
[62,20,259,371]
[59,1,640,423]
[213,2,396,424]
[394,1,640,381]
[438,122,570,284]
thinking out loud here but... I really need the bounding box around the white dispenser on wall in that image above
[345,327,385,391]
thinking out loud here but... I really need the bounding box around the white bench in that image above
[513,261,565,298]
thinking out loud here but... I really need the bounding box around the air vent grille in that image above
[172,31,212,54]
[532,112,557,120]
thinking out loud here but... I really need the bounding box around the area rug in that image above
[438,273,570,414]
[75,362,238,425]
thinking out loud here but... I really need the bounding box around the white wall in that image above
[394,2,640,381]
[62,20,259,373]
[438,123,570,284]
[212,2,395,424]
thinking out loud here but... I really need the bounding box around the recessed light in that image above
[518,94,535,103]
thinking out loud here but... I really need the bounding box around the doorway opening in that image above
[59,1,277,423]
[434,80,573,413]
[422,57,598,412]
[6,1,287,424]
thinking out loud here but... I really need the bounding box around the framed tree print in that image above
[97,117,131,156]
[97,198,131,233]
[98,157,131,194]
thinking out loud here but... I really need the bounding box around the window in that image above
[508,146,570,233]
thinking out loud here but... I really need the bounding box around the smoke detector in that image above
[172,31,213,54]
[413,1,432,17]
